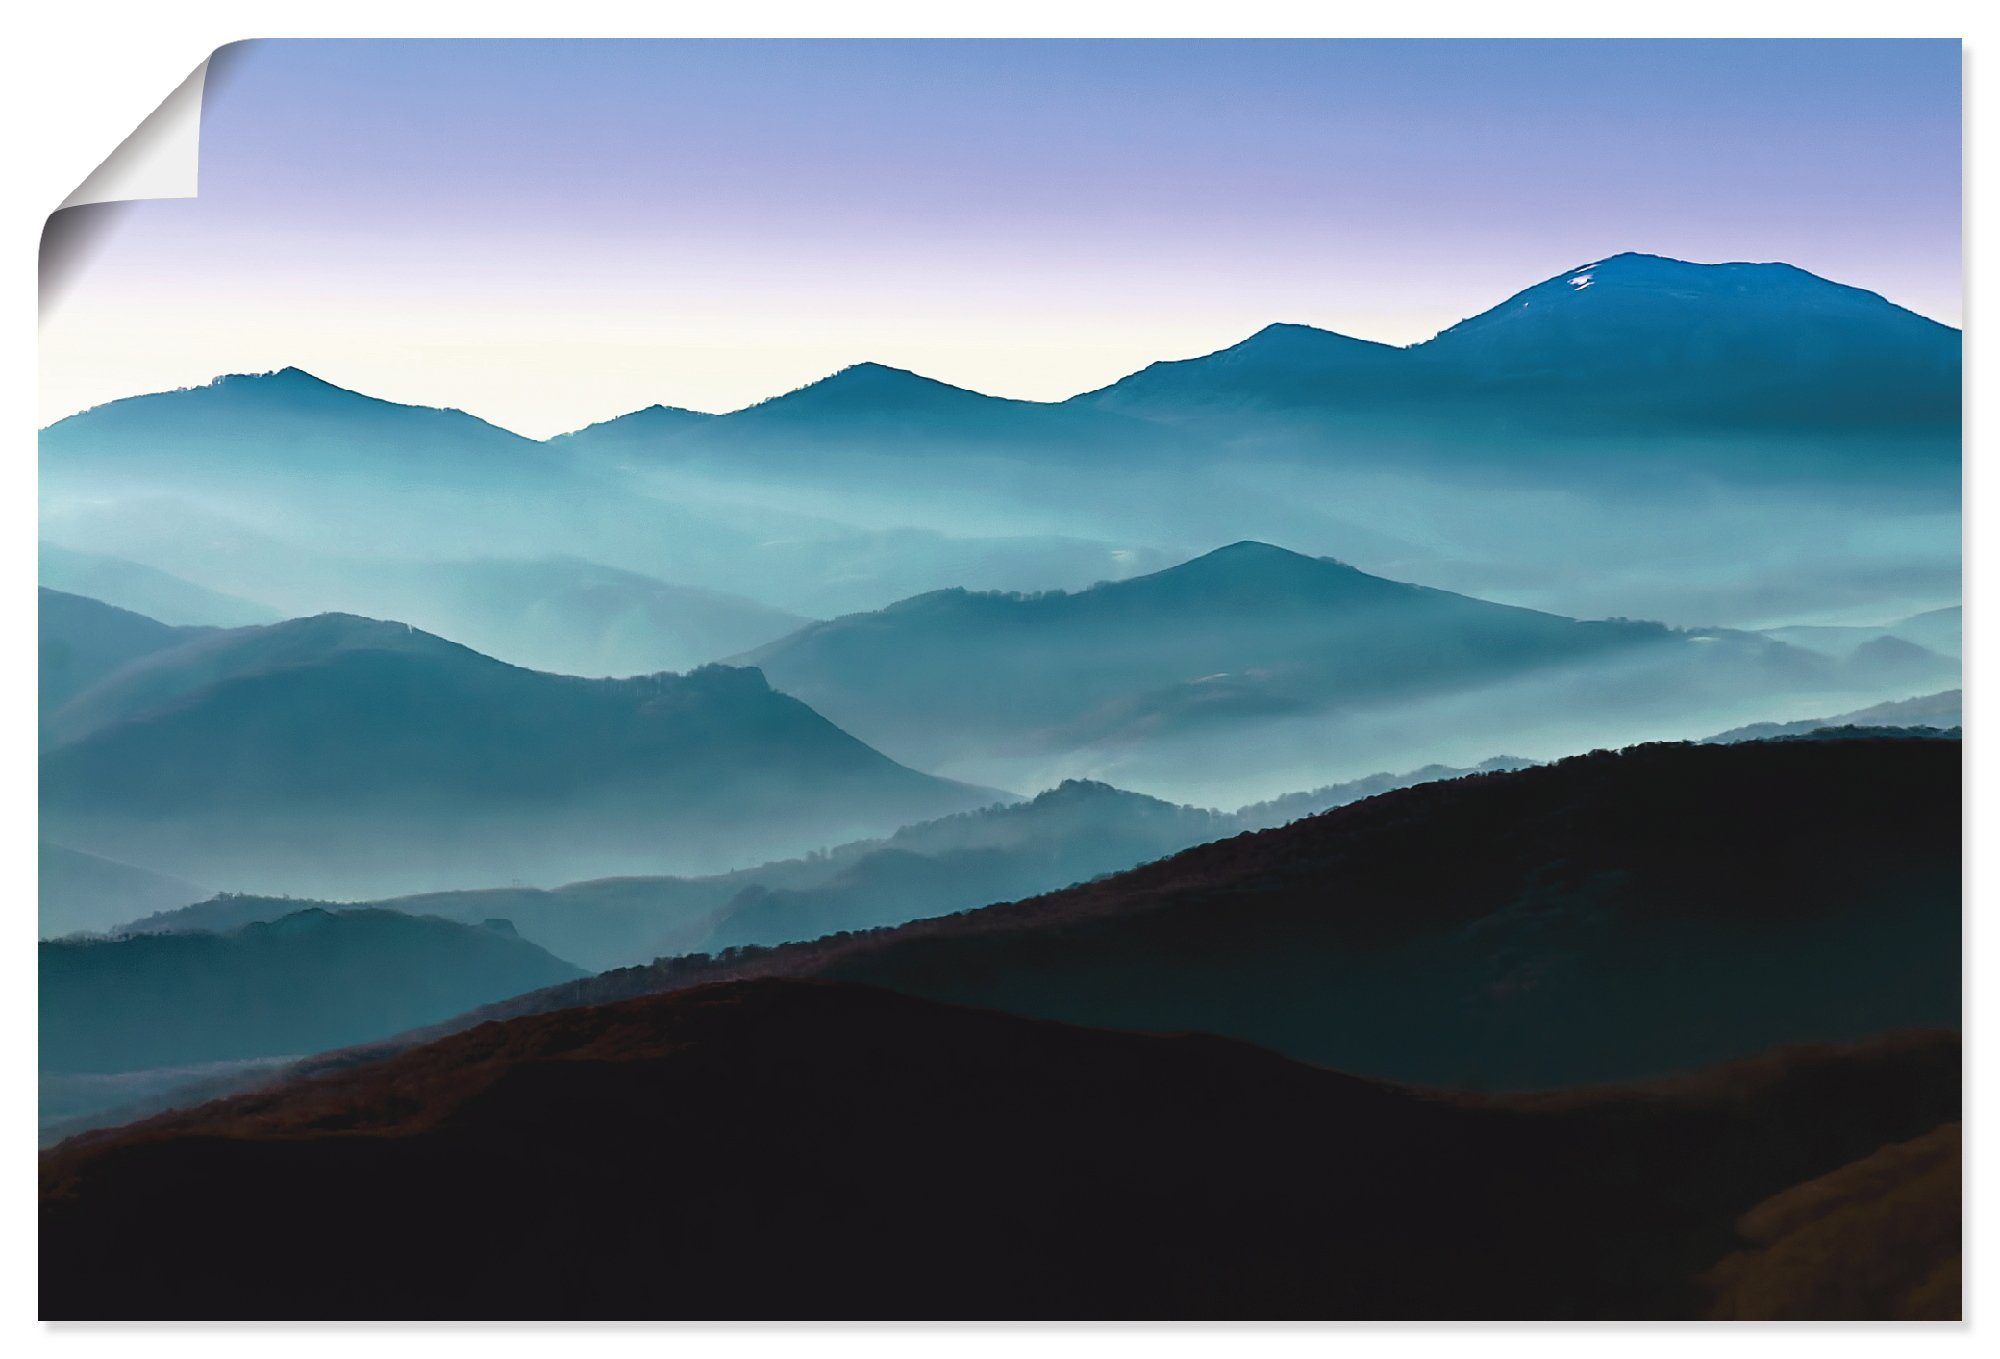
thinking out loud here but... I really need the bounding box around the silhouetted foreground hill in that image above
[39,980,1957,1319]
[40,909,583,1074]
[1702,1121,1960,1320]
[463,738,1959,1089]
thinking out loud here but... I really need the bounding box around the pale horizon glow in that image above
[40,39,1963,438]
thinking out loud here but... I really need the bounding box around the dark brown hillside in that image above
[443,737,1959,1089]
[1702,1122,1961,1320]
[40,980,1957,1320]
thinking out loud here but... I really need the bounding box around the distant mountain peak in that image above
[838,360,922,381]
[549,402,715,443]
[1034,778,1132,804]
[218,364,332,386]
[42,363,536,443]
[1233,321,1403,355]
[1068,319,1406,411]
[205,366,361,398]
[743,361,1007,416]
[1412,250,1960,414]
[1198,539,1308,562]
[1440,252,1926,333]
[1164,541,1340,576]
[1082,542,1407,612]
[802,361,937,391]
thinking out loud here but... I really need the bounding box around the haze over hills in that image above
[120,781,1217,971]
[41,480,1181,633]
[120,760,1515,973]
[1703,689,1961,744]
[39,255,1963,631]
[38,588,210,716]
[44,752,1519,1141]
[38,367,564,492]
[41,908,583,1074]
[734,540,1861,796]
[40,609,999,898]
[38,842,205,940]
[41,539,812,678]
[1764,605,1962,661]
[704,779,1230,951]
[460,738,1958,1091]
[38,545,279,628]
[332,556,809,678]
[39,978,1959,1320]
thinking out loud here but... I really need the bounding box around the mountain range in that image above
[567,359,1206,473]
[40,255,1964,642]
[33,249,1962,1324]
[1080,254,1958,447]
[731,540,1884,794]
[40,605,997,897]
[552,254,1958,475]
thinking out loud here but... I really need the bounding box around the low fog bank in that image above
[928,655,1959,810]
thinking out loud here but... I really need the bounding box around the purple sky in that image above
[42,39,1962,436]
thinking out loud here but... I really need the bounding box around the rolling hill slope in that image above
[40,610,999,897]
[735,541,1836,791]
[456,737,1959,1090]
[38,588,208,716]
[39,979,1958,1320]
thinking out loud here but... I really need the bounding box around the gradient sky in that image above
[40,39,1962,437]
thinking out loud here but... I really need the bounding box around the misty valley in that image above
[37,251,1963,1320]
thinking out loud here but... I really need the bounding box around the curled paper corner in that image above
[42,49,234,319]
[59,57,211,211]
